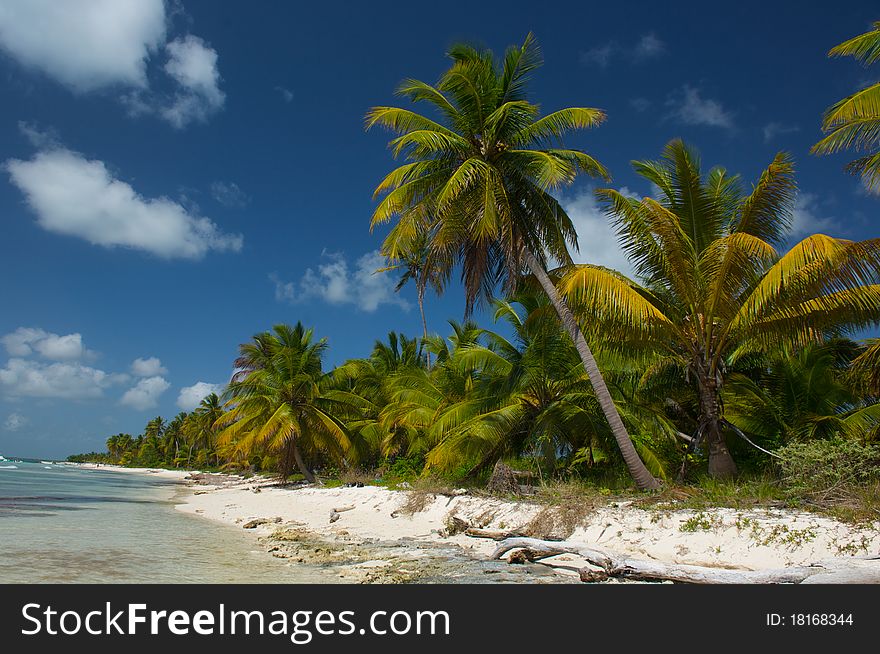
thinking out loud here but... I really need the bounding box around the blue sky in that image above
[0,0,877,458]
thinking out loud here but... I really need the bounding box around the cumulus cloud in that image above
[1,327,93,360]
[159,35,225,128]
[562,189,638,279]
[0,0,166,91]
[762,122,800,143]
[0,3,225,128]
[790,192,841,239]
[210,181,249,207]
[4,413,28,432]
[272,250,410,313]
[177,381,223,411]
[130,357,167,377]
[667,85,734,129]
[120,376,170,410]
[0,358,124,400]
[6,147,243,259]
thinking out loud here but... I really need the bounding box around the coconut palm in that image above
[379,232,446,355]
[184,393,224,466]
[725,340,880,446]
[366,33,660,489]
[812,21,880,191]
[216,323,352,482]
[422,295,671,480]
[561,139,880,477]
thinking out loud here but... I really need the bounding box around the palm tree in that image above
[217,323,352,482]
[188,393,223,466]
[560,139,880,477]
[421,295,671,480]
[812,21,880,191]
[851,338,880,395]
[725,340,880,446]
[379,232,446,356]
[365,33,660,490]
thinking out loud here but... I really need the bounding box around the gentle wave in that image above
[0,466,18,470]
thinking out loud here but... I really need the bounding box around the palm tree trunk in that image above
[418,287,431,367]
[697,375,737,479]
[291,439,316,483]
[521,249,661,491]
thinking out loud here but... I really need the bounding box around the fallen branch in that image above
[332,505,356,513]
[490,537,880,584]
[465,527,527,540]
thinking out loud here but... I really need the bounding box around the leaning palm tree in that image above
[812,21,880,191]
[560,139,880,477]
[366,33,661,490]
[216,323,352,482]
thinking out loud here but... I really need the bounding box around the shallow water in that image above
[0,462,568,584]
[0,462,340,583]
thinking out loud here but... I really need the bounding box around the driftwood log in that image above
[488,537,880,584]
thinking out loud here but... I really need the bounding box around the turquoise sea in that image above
[0,460,337,583]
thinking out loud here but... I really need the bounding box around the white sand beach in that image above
[95,468,875,583]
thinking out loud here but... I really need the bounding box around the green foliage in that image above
[776,439,880,504]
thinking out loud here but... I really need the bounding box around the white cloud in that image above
[130,357,167,377]
[1,327,93,360]
[634,34,665,60]
[159,35,225,128]
[0,358,124,400]
[562,188,638,279]
[6,147,243,259]
[790,192,841,239]
[581,33,665,68]
[762,122,800,143]
[17,121,61,149]
[667,85,734,129]
[177,381,223,411]
[210,181,248,207]
[120,376,170,410]
[580,43,615,68]
[4,413,28,431]
[275,85,294,103]
[272,250,410,312]
[0,0,166,92]
[269,272,296,302]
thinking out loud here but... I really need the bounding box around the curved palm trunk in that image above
[697,375,738,479]
[522,250,661,491]
[291,439,316,483]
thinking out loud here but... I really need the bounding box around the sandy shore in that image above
[160,471,878,582]
[74,464,880,582]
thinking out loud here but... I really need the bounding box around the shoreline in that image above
[73,464,880,582]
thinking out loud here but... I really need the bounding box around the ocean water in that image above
[0,461,339,583]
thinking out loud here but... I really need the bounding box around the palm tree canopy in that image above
[561,140,880,370]
[366,32,610,313]
[812,21,880,191]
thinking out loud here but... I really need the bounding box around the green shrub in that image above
[776,439,880,503]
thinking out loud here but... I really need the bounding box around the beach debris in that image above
[465,527,527,541]
[250,485,262,493]
[329,510,341,523]
[242,517,281,529]
[490,537,880,584]
[333,505,356,513]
